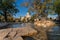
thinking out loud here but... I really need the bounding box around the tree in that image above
[54,0,60,21]
[21,0,52,19]
[0,0,19,22]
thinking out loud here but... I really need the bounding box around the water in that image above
[48,25,60,40]
[0,23,8,27]
[9,23,25,28]
[8,23,33,28]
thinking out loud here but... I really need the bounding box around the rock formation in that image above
[0,20,55,40]
[0,27,37,40]
[34,20,55,29]
[33,20,55,40]
[32,26,48,40]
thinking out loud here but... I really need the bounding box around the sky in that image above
[13,0,29,18]
[14,0,58,18]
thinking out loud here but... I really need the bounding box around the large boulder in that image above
[14,27,37,36]
[8,30,16,39]
[0,28,12,40]
[0,26,37,40]
[12,36,23,40]
[4,37,11,40]
[32,26,48,40]
[34,20,55,28]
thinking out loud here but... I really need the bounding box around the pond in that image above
[48,25,60,40]
[8,23,33,28]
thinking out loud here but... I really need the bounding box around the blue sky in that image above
[14,0,58,18]
[14,0,44,18]
[13,0,28,18]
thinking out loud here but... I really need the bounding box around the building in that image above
[25,12,31,22]
[20,12,31,22]
[25,12,31,18]
[20,17,25,22]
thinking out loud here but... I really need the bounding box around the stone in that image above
[8,30,16,38]
[34,20,55,28]
[0,28,12,40]
[0,26,37,40]
[32,26,48,40]
[15,27,37,36]
[13,36,23,40]
[3,37,11,40]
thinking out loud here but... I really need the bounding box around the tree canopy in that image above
[53,0,60,21]
[0,0,19,22]
[54,0,60,15]
[21,0,52,18]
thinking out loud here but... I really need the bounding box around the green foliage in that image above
[0,0,19,14]
[54,0,60,15]
[54,0,60,6]
[21,0,52,19]
[53,0,60,20]
[0,0,19,22]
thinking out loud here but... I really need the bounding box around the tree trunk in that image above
[58,14,60,22]
[57,14,60,24]
[4,11,8,22]
[58,15,60,20]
